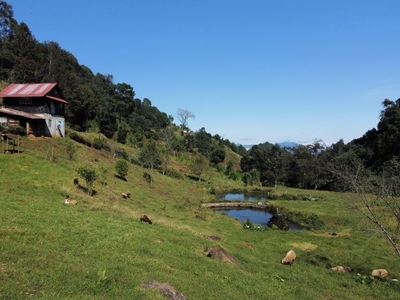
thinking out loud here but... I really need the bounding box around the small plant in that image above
[65,139,77,160]
[99,166,108,186]
[143,172,153,185]
[355,273,377,285]
[209,186,216,195]
[243,219,268,231]
[96,269,110,288]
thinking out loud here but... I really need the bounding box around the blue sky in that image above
[8,0,400,146]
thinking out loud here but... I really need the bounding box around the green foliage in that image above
[76,164,98,195]
[115,159,129,179]
[64,139,77,160]
[210,148,226,165]
[93,136,110,151]
[305,213,324,230]
[99,166,108,186]
[242,169,260,186]
[209,186,217,195]
[138,140,160,169]
[243,219,268,231]
[189,154,208,181]
[143,171,153,184]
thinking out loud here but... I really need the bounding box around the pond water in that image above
[217,192,268,202]
[215,208,304,231]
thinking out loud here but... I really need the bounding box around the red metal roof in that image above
[0,83,58,98]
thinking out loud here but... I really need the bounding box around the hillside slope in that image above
[1,135,399,299]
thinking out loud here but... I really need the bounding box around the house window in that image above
[19,98,32,105]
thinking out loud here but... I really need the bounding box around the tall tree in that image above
[176,108,195,129]
[0,1,14,40]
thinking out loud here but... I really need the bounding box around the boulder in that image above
[141,280,188,300]
[204,246,237,264]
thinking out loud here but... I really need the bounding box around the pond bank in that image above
[202,202,269,209]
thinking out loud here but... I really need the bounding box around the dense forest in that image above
[1,1,400,193]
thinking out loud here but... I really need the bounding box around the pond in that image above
[215,208,304,231]
[217,192,268,202]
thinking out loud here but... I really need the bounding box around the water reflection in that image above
[218,193,267,202]
[215,208,304,231]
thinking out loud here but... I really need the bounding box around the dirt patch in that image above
[204,235,221,241]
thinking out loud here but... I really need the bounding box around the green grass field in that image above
[0,136,399,299]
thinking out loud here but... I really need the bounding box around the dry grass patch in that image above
[290,242,318,251]
[242,241,254,249]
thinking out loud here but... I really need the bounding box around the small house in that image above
[0,83,67,137]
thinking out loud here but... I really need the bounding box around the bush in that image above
[305,214,324,229]
[115,159,129,179]
[93,137,110,151]
[76,164,98,195]
[5,126,26,136]
[65,139,77,160]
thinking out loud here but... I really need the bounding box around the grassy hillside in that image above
[0,135,399,299]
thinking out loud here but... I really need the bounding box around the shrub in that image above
[305,214,324,229]
[93,137,110,151]
[143,172,153,185]
[65,139,77,160]
[6,126,26,136]
[76,164,98,195]
[115,159,129,179]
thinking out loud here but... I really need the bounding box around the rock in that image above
[204,246,237,264]
[141,280,188,300]
[330,266,351,273]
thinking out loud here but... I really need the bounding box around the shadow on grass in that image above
[75,184,98,196]
[114,174,127,181]
[186,174,208,183]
